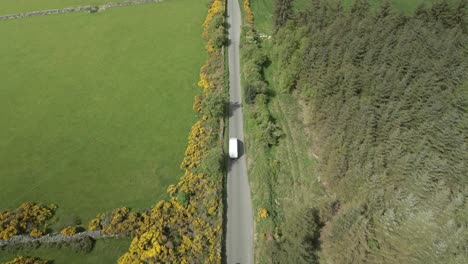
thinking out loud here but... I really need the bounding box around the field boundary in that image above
[0,0,162,20]
[0,231,118,247]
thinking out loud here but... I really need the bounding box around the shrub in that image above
[89,6,99,13]
[211,27,227,49]
[258,208,269,219]
[176,191,189,207]
[244,0,254,24]
[60,226,79,236]
[201,90,227,118]
[89,208,143,237]
[69,236,94,253]
[244,83,257,104]
[0,202,54,240]
[88,215,102,231]
[180,121,211,170]
[29,228,44,238]
[3,256,49,264]
[193,94,204,112]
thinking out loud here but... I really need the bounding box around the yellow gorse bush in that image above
[60,226,79,236]
[258,208,269,219]
[198,71,211,91]
[244,0,254,24]
[88,208,145,237]
[202,0,225,40]
[87,214,102,231]
[180,120,210,170]
[0,202,54,240]
[117,177,222,263]
[29,228,44,238]
[4,257,49,264]
[198,0,225,93]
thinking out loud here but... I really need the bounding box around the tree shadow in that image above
[303,208,324,260]
[229,101,242,117]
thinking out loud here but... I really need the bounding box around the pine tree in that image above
[453,0,467,32]
[274,0,294,31]
[431,0,454,27]
[377,0,392,18]
[350,0,370,18]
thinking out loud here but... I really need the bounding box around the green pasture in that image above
[0,0,208,230]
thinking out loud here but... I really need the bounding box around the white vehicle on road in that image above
[229,138,238,159]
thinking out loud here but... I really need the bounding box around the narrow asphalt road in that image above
[226,0,254,263]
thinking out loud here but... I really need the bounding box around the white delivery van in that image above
[229,138,238,159]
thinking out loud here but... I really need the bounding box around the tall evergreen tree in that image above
[350,0,370,18]
[377,0,392,18]
[431,0,454,26]
[453,0,467,31]
[274,0,294,31]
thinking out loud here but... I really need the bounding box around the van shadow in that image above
[238,139,244,158]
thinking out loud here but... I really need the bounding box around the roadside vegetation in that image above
[238,1,288,262]
[246,0,468,263]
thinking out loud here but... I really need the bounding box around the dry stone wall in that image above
[0,230,117,247]
[0,0,162,20]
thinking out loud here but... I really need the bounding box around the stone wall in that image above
[0,0,162,20]
[0,230,117,246]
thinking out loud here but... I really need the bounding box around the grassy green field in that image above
[0,0,126,14]
[0,0,208,231]
[0,238,131,264]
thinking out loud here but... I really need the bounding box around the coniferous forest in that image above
[268,0,468,263]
